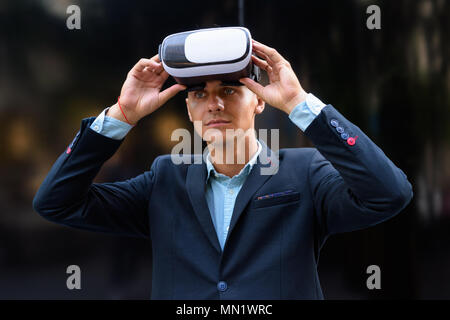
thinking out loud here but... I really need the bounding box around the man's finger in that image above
[252,40,283,64]
[133,58,154,72]
[159,84,187,106]
[251,55,269,71]
[251,55,274,76]
[150,53,160,62]
[144,61,164,74]
[252,47,273,65]
[252,47,276,65]
[239,77,265,98]
[133,54,161,72]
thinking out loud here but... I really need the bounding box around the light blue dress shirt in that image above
[90,93,326,250]
[204,141,262,249]
[90,107,133,140]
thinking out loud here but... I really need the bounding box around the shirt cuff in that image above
[90,107,133,140]
[288,93,326,131]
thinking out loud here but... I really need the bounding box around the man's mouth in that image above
[205,119,232,127]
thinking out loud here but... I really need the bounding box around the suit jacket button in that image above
[341,132,349,140]
[336,126,344,133]
[217,281,228,292]
[347,137,356,145]
[330,119,339,127]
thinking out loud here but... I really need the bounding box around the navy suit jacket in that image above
[33,104,413,299]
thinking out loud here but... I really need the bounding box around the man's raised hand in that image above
[239,40,307,115]
[108,54,186,125]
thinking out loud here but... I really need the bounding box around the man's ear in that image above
[254,95,265,115]
[185,97,193,122]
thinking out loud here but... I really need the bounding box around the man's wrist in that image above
[107,103,138,125]
[283,90,308,115]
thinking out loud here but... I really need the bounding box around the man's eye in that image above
[195,91,206,99]
[224,87,235,95]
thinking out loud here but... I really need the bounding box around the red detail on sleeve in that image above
[66,147,72,154]
[347,135,358,146]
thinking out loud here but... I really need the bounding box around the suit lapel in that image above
[226,140,279,245]
[186,160,222,254]
[185,141,279,254]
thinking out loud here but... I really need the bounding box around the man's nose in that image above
[207,93,224,112]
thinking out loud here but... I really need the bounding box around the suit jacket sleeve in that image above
[32,117,157,239]
[304,105,413,244]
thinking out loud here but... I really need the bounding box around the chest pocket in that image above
[251,191,301,210]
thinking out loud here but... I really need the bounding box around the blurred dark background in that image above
[0,0,449,299]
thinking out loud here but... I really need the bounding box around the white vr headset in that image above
[159,27,261,90]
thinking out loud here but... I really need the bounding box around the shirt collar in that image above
[205,140,262,183]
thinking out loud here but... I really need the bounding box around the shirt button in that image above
[228,189,234,194]
[330,119,339,127]
[217,281,228,292]
[93,125,100,131]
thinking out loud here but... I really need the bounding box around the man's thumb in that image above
[239,78,264,98]
[159,84,187,106]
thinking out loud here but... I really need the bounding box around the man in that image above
[33,38,413,299]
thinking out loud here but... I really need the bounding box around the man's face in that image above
[185,80,265,143]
